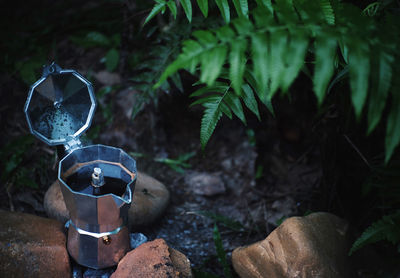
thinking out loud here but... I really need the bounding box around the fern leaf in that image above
[167,0,177,19]
[155,40,205,87]
[201,102,223,149]
[281,31,308,93]
[233,18,254,36]
[215,0,231,23]
[255,0,272,12]
[197,0,209,17]
[244,70,274,116]
[144,1,167,25]
[349,210,400,255]
[229,39,247,95]
[224,93,246,124]
[349,42,370,119]
[269,30,288,97]
[180,0,193,22]
[367,51,394,134]
[232,0,249,18]
[200,46,228,85]
[251,33,269,102]
[319,0,335,25]
[220,102,233,119]
[190,84,229,97]
[242,84,261,120]
[313,34,337,105]
[191,95,221,106]
[385,90,400,163]
[215,26,235,42]
[253,5,274,27]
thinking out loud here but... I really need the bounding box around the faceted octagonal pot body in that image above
[58,144,137,269]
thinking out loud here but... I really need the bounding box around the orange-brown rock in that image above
[111,238,192,278]
[232,212,353,278]
[44,171,170,227]
[0,210,71,278]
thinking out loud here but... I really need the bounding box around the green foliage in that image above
[196,210,245,231]
[129,21,196,119]
[105,48,120,72]
[213,223,232,278]
[71,31,121,72]
[154,151,196,173]
[151,0,400,161]
[190,80,261,148]
[349,210,400,255]
[0,135,38,189]
[144,0,252,25]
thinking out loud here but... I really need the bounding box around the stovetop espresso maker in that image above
[24,62,137,269]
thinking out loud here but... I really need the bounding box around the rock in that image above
[129,172,170,227]
[111,238,192,278]
[44,171,170,227]
[130,232,148,249]
[0,210,71,278]
[232,212,353,278]
[44,181,69,224]
[83,267,114,278]
[94,71,121,86]
[185,172,225,196]
[169,248,193,278]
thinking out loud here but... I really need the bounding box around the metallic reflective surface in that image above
[59,145,137,269]
[24,64,96,146]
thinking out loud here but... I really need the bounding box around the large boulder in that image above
[232,212,353,278]
[44,171,170,227]
[0,210,71,278]
[111,238,192,278]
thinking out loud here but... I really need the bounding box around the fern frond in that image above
[251,32,270,100]
[216,0,231,23]
[232,0,249,18]
[144,1,167,25]
[367,50,394,134]
[319,0,335,24]
[151,0,399,157]
[180,0,193,22]
[385,78,400,163]
[229,39,247,95]
[198,86,229,149]
[349,210,400,255]
[348,41,370,119]
[313,34,337,105]
[197,0,209,17]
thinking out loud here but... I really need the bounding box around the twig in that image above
[343,134,372,169]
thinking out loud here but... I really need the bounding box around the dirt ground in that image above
[0,57,326,276]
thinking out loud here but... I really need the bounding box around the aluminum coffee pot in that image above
[24,63,137,269]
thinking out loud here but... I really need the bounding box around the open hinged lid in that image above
[24,63,96,146]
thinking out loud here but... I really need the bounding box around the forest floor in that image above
[0,46,324,276]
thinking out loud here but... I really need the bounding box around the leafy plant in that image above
[213,223,233,278]
[154,151,196,173]
[349,210,400,255]
[0,135,38,189]
[128,22,194,119]
[144,0,249,24]
[70,31,121,72]
[195,210,245,231]
[148,0,400,162]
